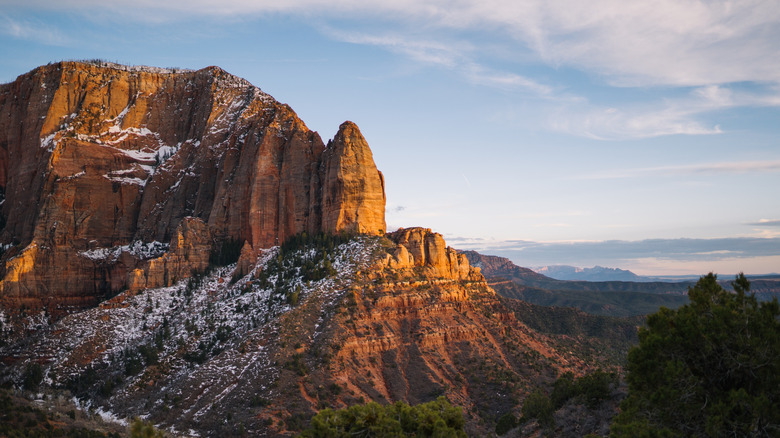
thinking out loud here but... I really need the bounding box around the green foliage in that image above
[520,369,617,430]
[300,397,466,438]
[209,238,243,267]
[0,389,121,437]
[284,353,308,376]
[495,412,518,435]
[520,389,554,428]
[575,370,615,409]
[66,366,98,395]
[130,418,165,438]
[253,232,353,307]
[550,372,576,408]
[22,362,44,391]
[611,273,780,437]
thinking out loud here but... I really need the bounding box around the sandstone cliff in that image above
[0,231,606,437]
[0,61,385,316]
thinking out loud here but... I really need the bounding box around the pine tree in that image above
[611,273,780,437]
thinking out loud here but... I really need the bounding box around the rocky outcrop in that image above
[461,250,550,281]
[0,61,386,316]
[380,227,483,282]
[127,217,212,291]
[321,122,386,235]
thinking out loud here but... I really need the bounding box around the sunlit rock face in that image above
[0,61,385,316]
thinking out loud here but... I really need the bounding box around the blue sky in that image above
[2,0,779,275]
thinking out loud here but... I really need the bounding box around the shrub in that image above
[301,397,466,437]
[22,363,44,391]
[611,273,780,437]
[495,412,518,435]
[520,389,554,427]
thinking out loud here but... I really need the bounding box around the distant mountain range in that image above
[534,265,780,283]
[463,252,780,317]
[534,265,651,282]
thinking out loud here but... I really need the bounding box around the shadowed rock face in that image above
[0,61,385,315]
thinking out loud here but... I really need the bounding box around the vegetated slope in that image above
[499,297,641,368]
[1,230,625,437]
[0,61,385,318]
[492,280,689,318]
[0,388,126,437]
[463,251,690,317]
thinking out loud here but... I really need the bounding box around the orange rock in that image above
[322,121,386,235]
[0,62,388,316]
[384,227,485,282]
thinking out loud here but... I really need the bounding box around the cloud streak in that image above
[13,0,778,86]
[326,28,554,95]
[0,14,71,46]
[448,236,780,274]
[6,0,780,140]
[576,160,780,180]
[748,219,780,227]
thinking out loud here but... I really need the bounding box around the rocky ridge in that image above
[0,228,607,436]
[0,62,627,437]
[0,61,385,316]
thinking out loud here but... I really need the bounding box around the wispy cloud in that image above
[10,0,780,85]
[0,14,71,46]
[8,0,780,140]
[577,160,780,180]
[325,28,554,95]
[748,219,780,227]
[454,236,780,274]
[27,0,776,87]
[549,83,780,140]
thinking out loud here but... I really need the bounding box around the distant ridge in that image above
[534,265,649,282]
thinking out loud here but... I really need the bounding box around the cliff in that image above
[0,61,385,316]
[0,230,610,436]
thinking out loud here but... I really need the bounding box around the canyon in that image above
[0,62,628,437]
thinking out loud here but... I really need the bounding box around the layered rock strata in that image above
[0,61,386,315]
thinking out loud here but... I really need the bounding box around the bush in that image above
[130,418,165,437]
[209,238,243,267]
[521,389,554,427]
[495,412,518,435]
[301,397,466,437]
[611,273,780,437]
[22,363,44,391]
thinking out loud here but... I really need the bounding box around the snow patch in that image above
[79,241,169,262]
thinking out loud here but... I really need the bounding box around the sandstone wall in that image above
[0,62,386,315]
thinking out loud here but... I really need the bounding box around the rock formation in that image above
[0,61,385,316]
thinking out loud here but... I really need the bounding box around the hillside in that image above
[0,62,633,437]
[462,251,690,316]
[1,229,629,436]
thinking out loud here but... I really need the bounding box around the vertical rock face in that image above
[322,121,386,235]
[0,61,386,316]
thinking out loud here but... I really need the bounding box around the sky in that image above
[1,0,779,276]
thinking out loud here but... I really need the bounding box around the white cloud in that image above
[576,160,780,180]
[549,83,780,139]
[8,0,780,139]
[748,219,780,227]
[0,14,71,46]
[326,28,554,95]
[465,236,780,274]
[13,0,779,86]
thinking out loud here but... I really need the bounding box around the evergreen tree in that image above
[611,273,780,437]
[301,397,466,437]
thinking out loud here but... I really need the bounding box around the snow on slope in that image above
[1,235,380,433]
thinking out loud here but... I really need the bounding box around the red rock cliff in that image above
[0,61,386,315]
